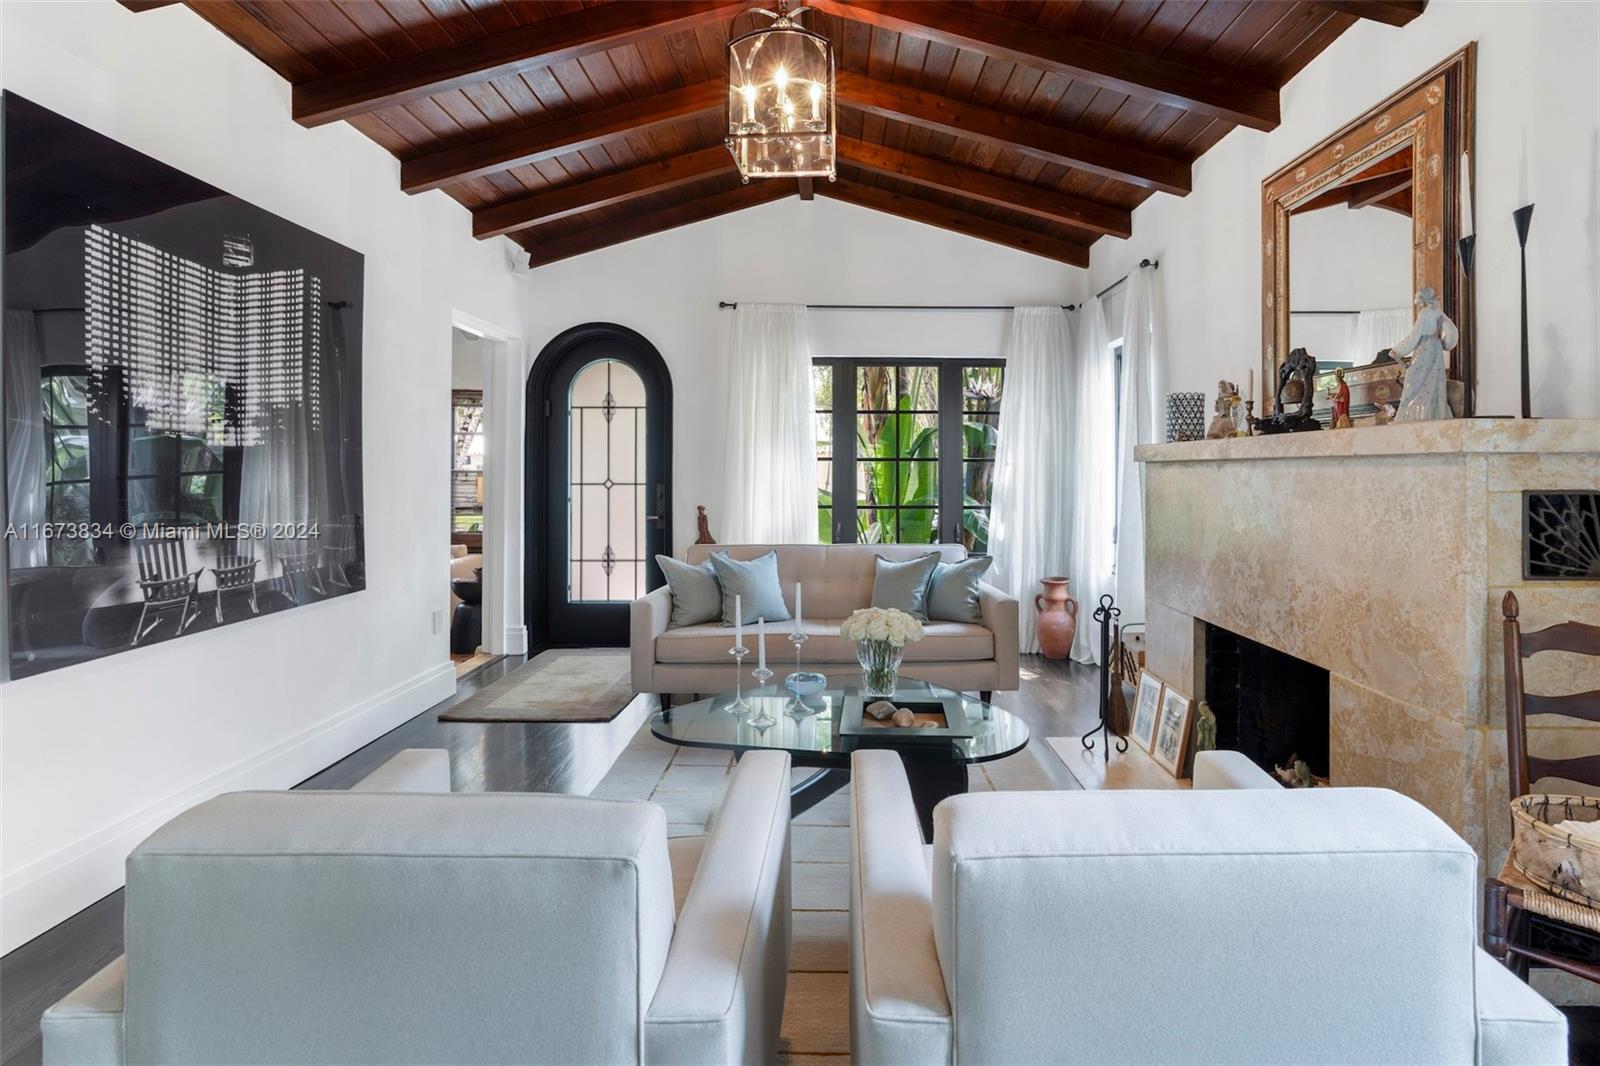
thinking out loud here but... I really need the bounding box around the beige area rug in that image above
[439,648,633,723]
[590,723,1069,1063]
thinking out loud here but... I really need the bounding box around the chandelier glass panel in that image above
[725,6,836,181]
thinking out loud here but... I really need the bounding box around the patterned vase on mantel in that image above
[1034,577,1079,660]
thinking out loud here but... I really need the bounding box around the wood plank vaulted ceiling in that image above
[126,0,1426,268]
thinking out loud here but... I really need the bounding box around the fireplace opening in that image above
[1202,622,1330,782]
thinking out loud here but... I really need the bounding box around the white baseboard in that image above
[503,625,528,655]
[0,661,456,955]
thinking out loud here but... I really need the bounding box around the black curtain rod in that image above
[717,259,1157,313]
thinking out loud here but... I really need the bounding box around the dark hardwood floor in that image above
[3,653,1595,1065]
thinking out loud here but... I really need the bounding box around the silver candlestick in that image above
[726,644,751,716]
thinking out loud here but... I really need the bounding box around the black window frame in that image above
[813,357,1003,550]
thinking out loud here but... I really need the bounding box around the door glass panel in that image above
[568,359,647,603]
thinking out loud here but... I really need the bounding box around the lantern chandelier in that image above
[725,3,836,181]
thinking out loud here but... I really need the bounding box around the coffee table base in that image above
[781,758,969,843]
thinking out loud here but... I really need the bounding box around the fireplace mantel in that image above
[1136,416,1599,862]
[1136,417,1596,465]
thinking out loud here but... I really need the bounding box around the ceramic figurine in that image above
[694,505,717,545]
[1206,380,1241,439]
[1329,368,1352,428]
[1388,287,1458,422]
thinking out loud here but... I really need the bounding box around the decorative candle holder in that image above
[783,631,827,714]
[726,644,751,716]
[749,663,776,728]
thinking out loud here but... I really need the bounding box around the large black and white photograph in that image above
[3,92,364,679]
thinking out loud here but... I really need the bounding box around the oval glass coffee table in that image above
[651,673,1029,840]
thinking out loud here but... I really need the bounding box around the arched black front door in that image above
[526,324,671,648]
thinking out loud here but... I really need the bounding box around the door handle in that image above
[647,485,666,527]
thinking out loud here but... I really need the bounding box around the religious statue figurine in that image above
[694,505,716,545]
[1329,367,1352,429]
[1205,380,1241,439]
[1388,287,1458,422]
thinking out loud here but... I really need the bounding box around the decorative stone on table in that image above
[866,700,896,721]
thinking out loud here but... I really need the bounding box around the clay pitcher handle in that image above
[1034,593,1046,614]
[1065,597,1078,618]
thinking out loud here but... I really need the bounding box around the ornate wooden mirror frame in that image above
[1261,44,1476,416]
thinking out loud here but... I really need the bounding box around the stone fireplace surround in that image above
[1137,419,1599,867]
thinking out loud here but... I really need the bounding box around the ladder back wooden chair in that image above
[1485,590,1600,982]
[131,536,204,646]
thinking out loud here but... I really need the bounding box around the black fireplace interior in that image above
[1203,622,1330,779]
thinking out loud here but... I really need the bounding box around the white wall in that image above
[1288,206,1413,314]
[1090,0,1600,418]
[522,195,1085,552]
[0,1,523,951]
[452,330,487,391]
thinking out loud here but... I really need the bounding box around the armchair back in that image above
[930,787,1480,1064]
[122,791,675,1065]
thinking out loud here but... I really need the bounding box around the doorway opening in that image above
[527,324,672,648]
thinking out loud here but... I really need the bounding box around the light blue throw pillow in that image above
[656,555,722,629]
[870,552,942,620]
[710,550,791,625]
[927,555,993,623]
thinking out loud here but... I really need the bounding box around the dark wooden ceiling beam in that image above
[836,71,1190,196]
[401,80,723,194]
[474,146,733,238]
[813,0,1280,131]
[838,136,1131,239]
[1346,171,1414,210]
[819,179,1090,267]
[1306,1,1427,27]
[523,181,794,267]
[291,0,742,127]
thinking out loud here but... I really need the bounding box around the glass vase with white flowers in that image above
[840,607,924,698]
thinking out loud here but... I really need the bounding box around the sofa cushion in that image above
[656,619,992,665]
[709,550,791,625]
[927,556,993,623]
[686,544,967,621]
[657,555,722,628]
[870,551,941,619]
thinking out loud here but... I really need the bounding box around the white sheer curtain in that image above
[1067,298,1116,663]
[239,402,330,574]
[1348,306,1412,364]
[988,307,1075,655]
[5,310,47,568]
[722,303,818,544]
[1113,267,1164,628]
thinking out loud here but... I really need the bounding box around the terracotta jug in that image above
[1034,577,1079,660]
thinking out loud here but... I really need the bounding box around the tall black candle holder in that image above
[1513,204,1534,419]
[1458,234,1475,415]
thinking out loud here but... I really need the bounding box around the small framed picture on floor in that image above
[1132,671,1164,753]
[1152,686,1195,777]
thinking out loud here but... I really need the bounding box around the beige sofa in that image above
[631,543,1019,700]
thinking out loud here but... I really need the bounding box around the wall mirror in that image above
[1262,44,1476,420]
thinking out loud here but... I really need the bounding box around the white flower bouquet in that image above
[840,607,924,697]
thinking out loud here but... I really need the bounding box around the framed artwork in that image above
[1131,670,1164,753]
[3,93,365,679]
[1152,686,1195,777]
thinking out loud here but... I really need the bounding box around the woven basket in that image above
[1510,794,1600,908]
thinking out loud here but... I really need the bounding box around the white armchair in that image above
[849,748,1566,1065]
[43,748,792,1066]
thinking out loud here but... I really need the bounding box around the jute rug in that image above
[439,648,633,723]
[591,720,1068,1063]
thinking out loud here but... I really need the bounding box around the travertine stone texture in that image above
[1141,417,1599,863]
